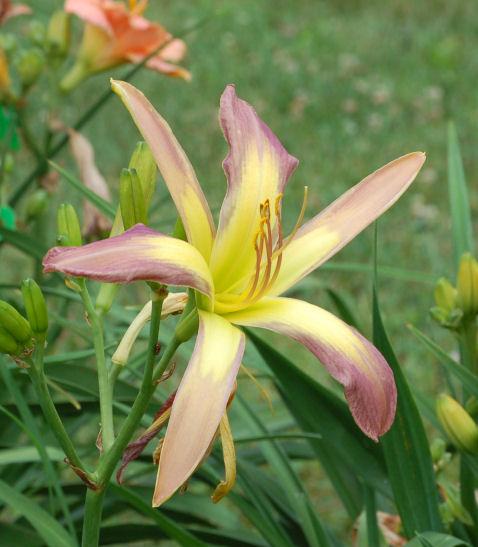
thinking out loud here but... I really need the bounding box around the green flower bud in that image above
[46,11,71,59]
[430,437,446,463]
[119,168,147,230]
[0,34,17,53]
[0,327,21,355]
[175,309,198,343]
[14,48,45,87]
[57,203,82,246]
[21,279,48,337]
[457,253,478,317]
[27,21,46,47]
[0,301,32,344]
[436,394,478,455]
[128,141,157,210]
[434,277,457,313]
[25,189,49,221]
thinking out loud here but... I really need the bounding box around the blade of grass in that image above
[447,122,474,268]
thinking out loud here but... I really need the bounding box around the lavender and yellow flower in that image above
[43,80,426,506]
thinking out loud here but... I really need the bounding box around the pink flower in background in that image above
[61,0,189,91]
[0,0,31,25]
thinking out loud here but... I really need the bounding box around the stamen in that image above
[240,364,273,411]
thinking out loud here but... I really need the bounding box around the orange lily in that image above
[61,0,190,91]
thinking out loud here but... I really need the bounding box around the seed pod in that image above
[436,394,478,455]
[0,300,32,344]
[119,168,147,230]
[21,279,48,337]
[57,203,82,246]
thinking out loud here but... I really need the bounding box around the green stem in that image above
[28,341,93,479]
[96,336,179,486]
[79,280,115,451]
[81,489,105,547]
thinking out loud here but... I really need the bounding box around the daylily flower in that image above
[43,80,426,506]
[61,0,190,92]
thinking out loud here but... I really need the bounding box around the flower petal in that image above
[111,80,214,260]
[224,297,396,440]
[43,224,214,298]
[153,311,244,506]
[271,152,426,295]
[210,85,298,293]
[65,0,112,34]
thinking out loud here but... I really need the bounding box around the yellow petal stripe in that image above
[153,312,245,506]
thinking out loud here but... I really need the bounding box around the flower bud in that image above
[436,394,478,455]
[0,301,32,344]
[46,11,71,59]
[21,279,48,337]
[430,437,446,463]
[0,327,21,355]
[434,278,457,313]
[457,253,478,317]
[128,142,157,210]
[14,48,45,87]
[119,168,147,230]
[57,203,82,246]
[175,309,198,343]
[27,21,46,47]
[25,189,49,221]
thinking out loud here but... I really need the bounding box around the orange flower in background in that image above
[60,0,190,91]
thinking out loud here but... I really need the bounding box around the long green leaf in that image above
[408,325,478,398]
[447,122,474,267]
[406,531,470,547]
[49,161,116,220]
[373,292,442,536]
[0,227,46,259]
[247,329,388,504]
[0,479,75,547]
[0,445,64,465]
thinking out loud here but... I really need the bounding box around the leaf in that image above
[408,324,478,398]
[0,445,64,465]
[0,227,46,259]
[406,531,470,547]
[373,291,443,536]
[447,122,474,268]
[49,160,116,220]
[0,479,75,547]
[247,329,388,503]
[109,483,209,546]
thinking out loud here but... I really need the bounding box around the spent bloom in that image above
[0,0,31,24]
[44,81,425,506]
[61,0,189,91]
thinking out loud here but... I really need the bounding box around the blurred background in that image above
[2,0,478,539]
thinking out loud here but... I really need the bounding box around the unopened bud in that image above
[430,437,446,463]
[436,394,478,455]
[57,203,82,246]
[14,48,45,87]
[0,327,21,355]
[27,21,46,46]
[0,301,32,344]
[128,142,157,210]
[25,189,49,221]
[175,309,198,343]
[119,168,147,230]
[21,279,48,337]
[457,253,478,317]
[46,11,71,59]
[434,278,457,313]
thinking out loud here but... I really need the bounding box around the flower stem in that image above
[81,488,105,547]
[79,280,115,451]
[28,340,93,480]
